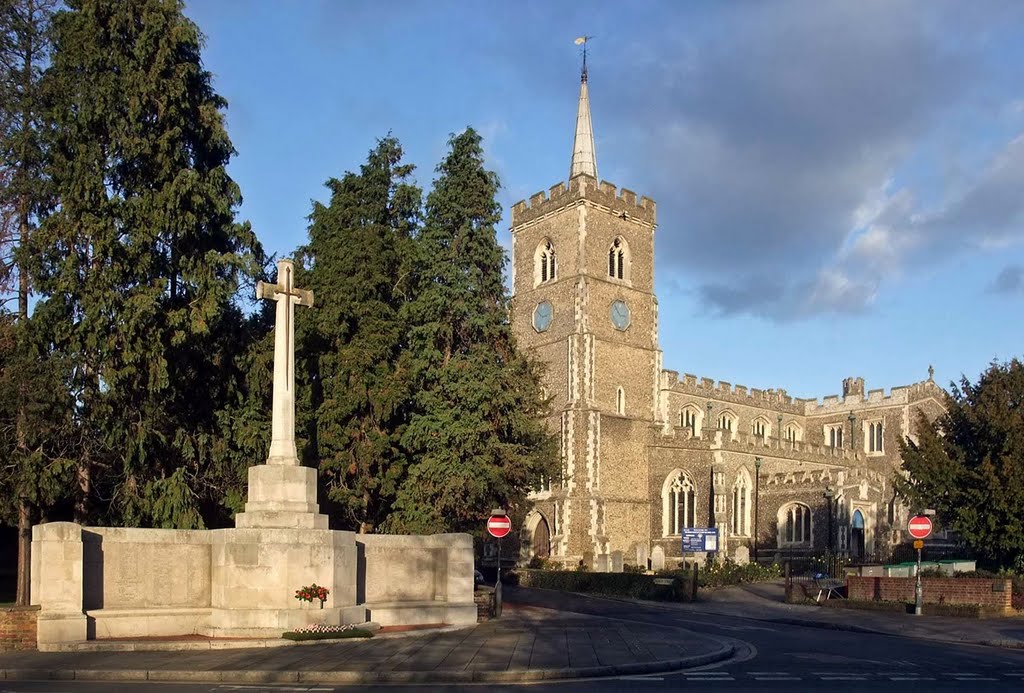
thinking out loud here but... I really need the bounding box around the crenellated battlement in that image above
[663,370,800,411]
[802,379,944,415]
[662,368,945,418]
[511,174,656,227]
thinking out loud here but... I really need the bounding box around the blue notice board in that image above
[681,528,719,553]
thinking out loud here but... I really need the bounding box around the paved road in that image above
[3,587,1024,690]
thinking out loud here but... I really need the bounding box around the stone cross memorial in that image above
[235,258,327,529]
[257,259,313,465]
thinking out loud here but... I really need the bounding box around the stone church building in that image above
[510,67,946,570]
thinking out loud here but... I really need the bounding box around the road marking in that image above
[889,677,935,681]
[620,675,664,681]
[952,677,997,681]
[819,676,867,681]
[753,676,800,681]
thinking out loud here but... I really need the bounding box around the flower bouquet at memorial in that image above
[295,583,330,608]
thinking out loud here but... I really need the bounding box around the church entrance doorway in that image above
[851,509,866,561]
[524,511,551,560]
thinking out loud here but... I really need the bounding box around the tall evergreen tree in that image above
[0,0,58,606]
[296,137,420,533]
[896,359,1024,570]
[387,128,556,534]
[27,0,263,528]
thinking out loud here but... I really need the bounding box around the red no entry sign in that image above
[908,515,933,540]
[487,514,512,538]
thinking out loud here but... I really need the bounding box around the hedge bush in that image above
[681,559,782,589]
[516,568,693,602]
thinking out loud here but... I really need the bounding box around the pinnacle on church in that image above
[570,38,598,180]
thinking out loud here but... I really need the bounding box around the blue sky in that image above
[184,0,1024,400]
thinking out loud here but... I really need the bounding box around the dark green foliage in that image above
[386,128,557,534]
[27,0,263,528]
[685,559,782,588]
[0,315,76,522]
[896,359,1024,571]
[295,137,419,533]
[516,568,693,602]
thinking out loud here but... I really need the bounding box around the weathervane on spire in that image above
[575,36,593,83]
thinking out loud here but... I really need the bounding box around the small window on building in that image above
[868,421,883,453]
[752,418,768,438]
[732,469,751,536]
[534,239,557,286]
[785,423,802,442]
[781,503,812,545]
[680,406,699,435]
[827,424,844,449]
[714,494,727,514]
[616,386,625,415]
[718,413,734,431]
[608,237,629,281]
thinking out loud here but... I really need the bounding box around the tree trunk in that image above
[74,457,91,524]
[15,499,32,606]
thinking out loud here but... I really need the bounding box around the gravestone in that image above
[651,546,665,571]
[636,544,649,570]
[594,553,609,572]
[610,550,623,573]
[733,545,750,565]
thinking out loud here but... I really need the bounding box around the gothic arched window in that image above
[608,237,628,281]
[732,469,751,536]
[615,386,626,415]
[662,470,696,535]
[535,239,557,285]
[780,502,812,545]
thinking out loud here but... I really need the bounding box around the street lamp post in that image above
[848,413,856,454]
[706,402,714,439]
[754,456,762,565]
[824,486,835,555]
[777,414,783,448]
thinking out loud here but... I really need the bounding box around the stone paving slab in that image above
[0,605,734,684]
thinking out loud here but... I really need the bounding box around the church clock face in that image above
[533,301,553,332]
[610,299,631,331]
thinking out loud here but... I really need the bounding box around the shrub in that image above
[517,568,693,602]
[683,559,781,589]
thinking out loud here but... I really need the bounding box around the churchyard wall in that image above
[847,576,1013,611]
[0,605,38,651]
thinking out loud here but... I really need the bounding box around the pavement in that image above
[0,603,735,684]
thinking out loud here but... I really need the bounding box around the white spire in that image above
[570,39,598,180]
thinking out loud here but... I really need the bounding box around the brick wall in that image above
[474,588,495,622]
[848,576,1013,611]
[0,605,39,651]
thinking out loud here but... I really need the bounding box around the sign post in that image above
[908,515,933,616]
[487,510,511,618]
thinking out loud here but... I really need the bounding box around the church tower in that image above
[510,60,661,566]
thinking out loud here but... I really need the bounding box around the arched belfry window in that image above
[534,239,557,287]
[615,386,625,415]
[608,237,629,281]
[663,470,696,536]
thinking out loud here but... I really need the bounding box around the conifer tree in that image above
[0,0,58,606]
[296,137,419,533]
[897,359,1024,570]
[28,0,263,528]
[387,128,556,534]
